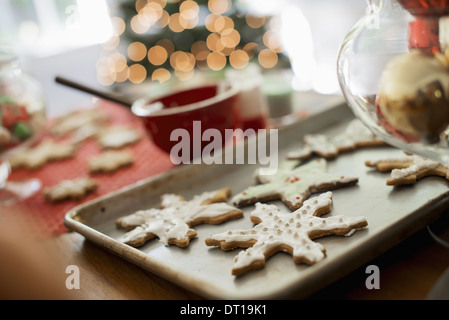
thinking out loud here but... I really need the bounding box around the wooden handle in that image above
[55,76,134,108]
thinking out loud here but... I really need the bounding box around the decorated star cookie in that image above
[116,188,244,248]
[43,177,98,202]
[8,139,77,170]
[232,158,358,211]
[206,192,368,276]
[287,120,387,161]
[96,126,141,149]
[88,149,134,173]
[365,154,449,186]
[50,107,109,138]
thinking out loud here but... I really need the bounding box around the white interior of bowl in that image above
[132,81,239,118]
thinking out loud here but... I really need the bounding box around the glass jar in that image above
[338,0,449,165]
[0,48,46,157]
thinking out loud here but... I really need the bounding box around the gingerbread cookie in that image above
[8,139,77,170]
[232,158,358,211]
[254,159,301,185]
[116,188,244,248]
[206,192,368,276]
[50,107,109,138]
[96,126,141,149]
[88,150,134,173]
[43,177,97,202]
[365,154,449,186]
[287,120,386,160]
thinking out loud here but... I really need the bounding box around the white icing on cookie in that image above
[117,190,243,247]
[43,177,97,202]
[234,158,358,210]
[97,126,141,149]
[8,139,77,169]
[287,120,385,160]
[207,192,368,276]
[366,154,447,181]
[88,149,133,173]
[160,194,184,208]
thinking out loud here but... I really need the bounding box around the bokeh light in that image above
[128,42,147,61]
[168,13,185,32]
[148,45,168,65]
[208,0,231,15]
[207,32,225,52]
[156,39,175,56]
[170,51,195,71]
[220,28,240,48]
[246,15,266,29]
[258,48,278,68]
[229,50,249,69]
[110,17,126,36]
[207,51,227,70]
[152,68,171,82]
[98,0,284,85]
[129,64,147,83]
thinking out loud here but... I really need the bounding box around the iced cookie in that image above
[96,126,141,149]
[50,107,109,138]
[88,149,134,173]
[43,177,97,202]
[206,192,368,276]
[116,188,244,248]
[232,158,358,211]
[365,154,449,186]
[8,139,77,170]
[287,120,386,160]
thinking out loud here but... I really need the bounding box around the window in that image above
[0,0,113,57]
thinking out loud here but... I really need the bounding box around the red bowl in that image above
[132,83,241,160]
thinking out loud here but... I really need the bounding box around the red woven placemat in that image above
[2,102,175,238]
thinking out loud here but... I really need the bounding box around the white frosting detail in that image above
[208,192,367,274]
[367,154,442,180]
[160,194,184,208]
[287,120,383,160]
[118,190,240,246]
[98,127,140,149]
[233,159,358,209]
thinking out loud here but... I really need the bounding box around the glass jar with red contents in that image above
[338,0,449,248]
[338,0,449,163]
[0,48,46,155]
[398,0,449,53]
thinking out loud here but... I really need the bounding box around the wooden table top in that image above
[36,224,449,300]
[1,196,449,301]
[1,214,449,300]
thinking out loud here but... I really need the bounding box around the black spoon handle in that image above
[55,76,134,108]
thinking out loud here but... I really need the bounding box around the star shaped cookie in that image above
[43,177,98,202]
[116,188,243,248]
[365,154,449,186]
[232,158,358,211]
[7,139,77,170]
[287,120,386,160]
[206,192,368,276]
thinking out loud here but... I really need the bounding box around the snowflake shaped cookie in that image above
[287,120,386,161]
[232,158,358,211]
[115,188,243,248]
[43,177,97,202]
[365,154,449,186]
[8,139,77,170]
[206,192,368,276]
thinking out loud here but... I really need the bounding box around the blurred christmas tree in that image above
[98,0,289,86]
